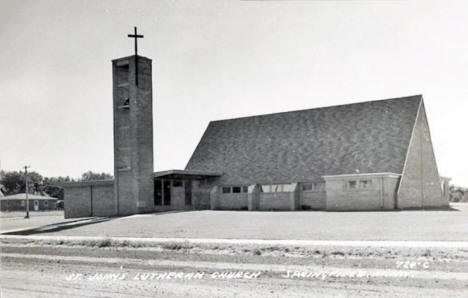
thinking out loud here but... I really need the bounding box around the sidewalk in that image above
[1,211,68,232]
[1,218,110,235]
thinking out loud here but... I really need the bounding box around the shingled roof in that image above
[185,95,422,185]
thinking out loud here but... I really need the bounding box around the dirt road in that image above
[1,238,468,297]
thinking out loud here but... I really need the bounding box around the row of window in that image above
[220,180,372,194]
[345,180,373,189]
[302,182,324,192]
[261,184,295,193]
[222,186,249,194]
[222,183,324,194]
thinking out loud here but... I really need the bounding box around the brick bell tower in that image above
[112,27,154,215]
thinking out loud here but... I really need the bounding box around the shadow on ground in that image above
[1,217,112,236]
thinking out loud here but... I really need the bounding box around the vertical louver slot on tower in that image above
[115,63,129,87]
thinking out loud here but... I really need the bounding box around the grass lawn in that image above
[32,203,468,241]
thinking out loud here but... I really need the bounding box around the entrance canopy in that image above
[153,169,222,180]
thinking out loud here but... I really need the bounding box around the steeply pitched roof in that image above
[186,95,422,185]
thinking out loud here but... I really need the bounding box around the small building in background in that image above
[0,193,58,212]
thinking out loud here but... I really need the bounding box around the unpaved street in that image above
[1,238,468,297]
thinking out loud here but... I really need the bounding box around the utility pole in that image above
[24,165,30,219]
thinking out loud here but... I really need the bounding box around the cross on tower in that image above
[128,26,144,56]
[127,26,144,85]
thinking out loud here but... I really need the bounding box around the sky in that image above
[0,0,467,185]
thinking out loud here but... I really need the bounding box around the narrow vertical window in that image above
[185,180,192,205]
[154,179,162,205]
[163,180,171,205]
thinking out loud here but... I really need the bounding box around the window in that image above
[313,183,324,191]
[261,184,294,193]
[163,180,171,205]
[302,183,313,191]
[44,200,48,207]
[282,184,295,192]
[154,179,162,205]
[345,180,371,189]
[185,180,192,205]
[302,182,324,191]
[21,200,25,207]
[222,186,248,194]
[262,185,274,193]
[173,180,182,187]
[360,180,372,188]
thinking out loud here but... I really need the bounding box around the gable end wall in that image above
[397,101,447,208]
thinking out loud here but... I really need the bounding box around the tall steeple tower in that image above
[112,27,154,215]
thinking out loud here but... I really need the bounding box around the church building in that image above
[63,31,449,218]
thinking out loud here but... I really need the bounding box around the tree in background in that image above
[43,176,74,183]
[80,171,113,181]
[0,170,113,197]
[0,171,43,195]
[449,185,467,202]
[42,176,75,201]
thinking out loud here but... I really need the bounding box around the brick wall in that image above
[257,183,299,211]
[63,180,114,218]
[324,173,400,211]
[300,191,326,210]
[209,183,300,211]
[397,101,447,208]
[218,193,249,210]
[92,183,117,216]
[113,56,154,216]
[259,193,290,210]
[196,179,218,210]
